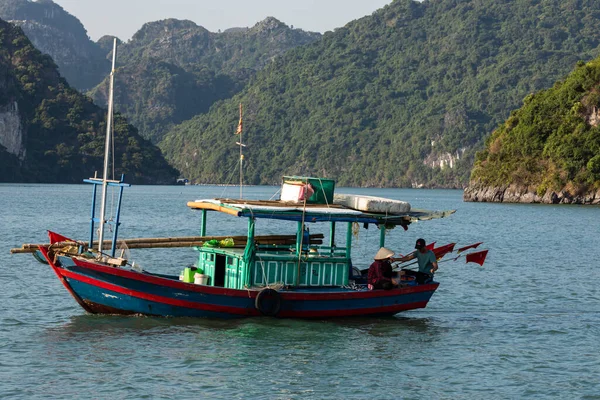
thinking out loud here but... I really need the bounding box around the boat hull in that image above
[40,248,439,319]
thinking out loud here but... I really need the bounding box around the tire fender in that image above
[255,288,282,316]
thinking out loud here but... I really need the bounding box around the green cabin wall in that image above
[195,247,350,289]
[195,215,353,289]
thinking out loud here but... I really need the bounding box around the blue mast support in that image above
[109,174,127,257]
[83,175,130,254]
[379,225,386,248]
[88,183,98,247]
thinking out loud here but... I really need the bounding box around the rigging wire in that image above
[108,111,116,231]
[220,159,242,198]
[295,179,309,286]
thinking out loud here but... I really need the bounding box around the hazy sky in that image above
[52,0,393,41]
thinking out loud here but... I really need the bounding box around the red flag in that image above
[433,243,456,260]
[48,231,75,244]
[466,250,488,266]
[235,103,243,135]
[426,242,436,250]
[457,242,483,253]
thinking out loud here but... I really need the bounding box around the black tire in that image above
[255,288,282,317]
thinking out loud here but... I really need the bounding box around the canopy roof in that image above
[187,198,455,226]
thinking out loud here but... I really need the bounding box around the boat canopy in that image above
[187,198,455,227]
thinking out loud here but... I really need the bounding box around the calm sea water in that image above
[1,184,599,399]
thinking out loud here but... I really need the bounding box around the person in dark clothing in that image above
[368,247,398,290]
[396,238,438,284]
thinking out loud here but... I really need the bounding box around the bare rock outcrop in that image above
[464,182,600,205]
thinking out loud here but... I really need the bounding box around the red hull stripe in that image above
[72,258,256,298]
[61,267,432,318]
[60,268,260,316]
[38,246,95,313]
[277,301,429,318]
[71,257,438,301]
[280,284,438,301]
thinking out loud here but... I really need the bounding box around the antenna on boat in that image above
[235,103,245,199]
[98,38,118,253]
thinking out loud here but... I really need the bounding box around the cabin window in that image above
[227,257,234,265]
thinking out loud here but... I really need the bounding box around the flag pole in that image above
[235,103,244,199]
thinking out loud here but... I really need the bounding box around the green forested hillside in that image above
[0,0,110,90]
[0,20,178,183]
[160,0,600,187]
[470,58,600,195]
[90,17,321,143]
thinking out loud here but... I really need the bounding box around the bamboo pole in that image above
[10,234,325,254]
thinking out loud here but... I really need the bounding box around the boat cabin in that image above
[187,176,453,290]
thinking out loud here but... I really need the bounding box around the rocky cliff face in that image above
[0,0,110,90]
[424,148,466,170]
[463,183,600,205]
[0,101,25,160]
[0,18,179,184]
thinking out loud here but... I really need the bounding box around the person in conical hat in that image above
[368,247,399,290]
[374,247,395,261]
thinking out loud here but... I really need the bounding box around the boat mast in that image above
[235,103,245,199]
[98,38,118,253]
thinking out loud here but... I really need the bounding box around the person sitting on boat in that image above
[368,247,399,290]
[396,238,438,284]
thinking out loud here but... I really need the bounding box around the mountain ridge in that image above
[89,16,321,143]
[159,0,600,187]
[0,18,178,184]
[0,0,110,90]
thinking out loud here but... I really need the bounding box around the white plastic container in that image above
[194,273,208,285]
[334,193,411,213]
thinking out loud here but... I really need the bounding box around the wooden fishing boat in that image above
[34,177,454,318]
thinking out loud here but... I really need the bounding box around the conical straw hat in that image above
[374,247,394,260]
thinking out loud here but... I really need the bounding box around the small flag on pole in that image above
[433,243,456,260]
[48,230,75,244]
[457,242,483,254]
[235,103,243,135]
[465,250,488,266]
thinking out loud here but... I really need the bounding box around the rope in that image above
[255,253,270,289]
[269,187,282,201]
[316,177,331,208]
[352,222,360,240]
[295,179,309,286]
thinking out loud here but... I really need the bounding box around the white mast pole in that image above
[98,38,117,253]
[240,123,243,199]
[235,103,244,199]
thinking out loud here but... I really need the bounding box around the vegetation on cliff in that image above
[89,17,321,143]
[0,20,178,183]
[470,58,600,195]
[159,0,600,187]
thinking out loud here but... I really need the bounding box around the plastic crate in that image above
[282,176,335,204]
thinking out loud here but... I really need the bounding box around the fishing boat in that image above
[11,40,488,319]
[31,177,455,318]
